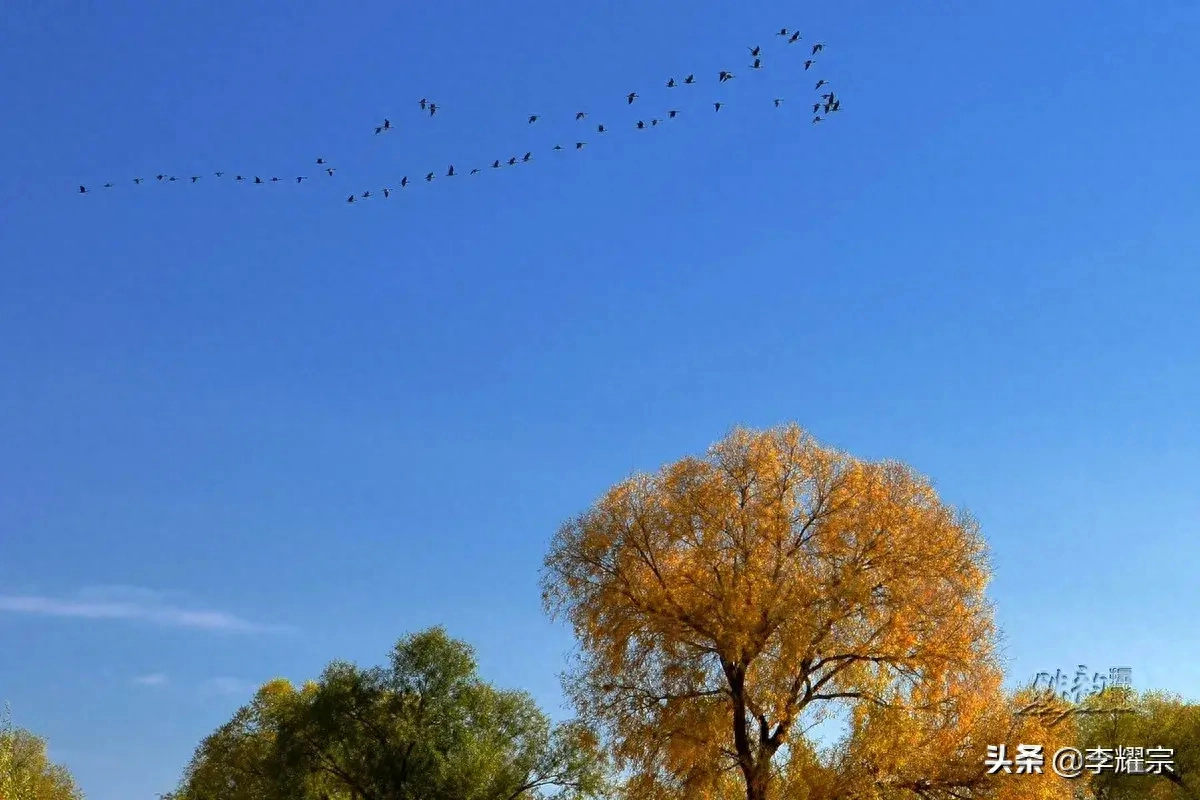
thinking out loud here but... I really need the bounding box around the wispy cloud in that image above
[0,590,285,634]
[133,673,169,687]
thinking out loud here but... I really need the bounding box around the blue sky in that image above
[1,0,1198,796]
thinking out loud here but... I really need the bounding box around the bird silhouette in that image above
[133,177,143,184]
[812,116,823,124]
[714,102,723,111]
[156,174,165,181]
[254,177,263,184]
[419,98,428,110]
[447,165,456,176]
[777,28,789,36]
[719,70,734,82]
[79,185,88,193]
[508,157,518,165]
[326,168,336,176]
[597,124,607,132]
[347,194,355,203]
[815,79,828,90]
[425,172,435,182]
[296,176,307,183]
[428,103,438,116]
[789,31,801,43]
[576,141,586,149]
[553,144,564,150]
[813,102,821,113]
[636,120,645,129]
[316,158,326,165]
[270,177,281,183]
[812,42,825,54]
[470,168,481,174]
[523,152,532,162]
[528,115,539,124]
[651,118,661,126]
[383,188,391,197]
[804,60,815,70]
[168,176,178,182]
[375,126,383,135]
[750,45,761,56]
[668,109,679,118]
[575,111,587,120]
[400,176,409,187]
[215,171,224,178]
[750,58,763,69]
[831,99,841,112]
[627,92,638,104]
[190,176,200,183]
[103,182,114,188]
[684,74,695,84]
[774,98,783,107]
[492,160,502,168]
[235,175,245,182]
[383,118,392,130]
[666,78,677,87]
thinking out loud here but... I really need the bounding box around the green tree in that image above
[0,704,84,800]
[170,627,611,800]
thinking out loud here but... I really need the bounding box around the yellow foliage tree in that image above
[0,704,84,800]
[541,424,1074,800]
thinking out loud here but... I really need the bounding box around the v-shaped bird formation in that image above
[78,29,841,204]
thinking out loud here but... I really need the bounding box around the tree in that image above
[0,703,84,800]
[541,423,1073,800]
[170,627,611,800]
[1071,687,1200,799]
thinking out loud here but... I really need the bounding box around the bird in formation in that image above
[79,27,840,202]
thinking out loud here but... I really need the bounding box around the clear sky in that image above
[1,0,1198,797]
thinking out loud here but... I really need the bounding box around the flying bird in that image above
[215,172,224,178]
[419,98,428,110]
[576,141,587,149]
[470,168,481,174]
[789,31,801,43]
[270,177,281,182]
[812,115,823,123]
[523,152,532,162]
[651,118,661,126]
[190,176,201,183]
[133,177,143,184]
[425,172,435,182]
[168,176,178,182]
[428,103,438,116]
[235,175,245,182]
[400,176,409,187]
[79,185,89,193]
[668,109,679,118]
[528,115,540,124]
[815,79,828,90]
[627,92,638,104]
[773,98,783,107]
[103,182,114,188]
[382,118,392,130]
[382,188,391,198]
[813,102,821,113]
[812,42,825,54]
[254,177,263,184]
[553,144,564,150]
[492,160,502,168]
[804,60,815,70]
[361,191,371,199]
[447,165,455,176]
[296,176,307,183]
[508,157,518,165]
[316,158,326,164]
[326,168,336,176]
[347,194,355,203]
[684,74,695,84]
[719,70,734,82]
[831,99,841,112]
[666,77,676,87]
[714,102,723,111]
[575,111,587,120]
[777,28,789,36]
[156,174,166,181]
[750,45,761,56]
[375,126,383,134]
[636,120,645,129]
[597,124,607,132]
[750,58,763,69]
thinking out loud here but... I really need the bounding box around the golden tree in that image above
[541,424,1073,800]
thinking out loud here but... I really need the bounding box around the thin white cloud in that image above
[0,592,284,634]
[133,673,168,687]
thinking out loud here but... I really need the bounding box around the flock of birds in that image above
[78,28,840,204]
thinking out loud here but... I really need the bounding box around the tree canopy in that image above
[168,626,610,800]
[0,704,84,800]
[541,423,1075,800]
